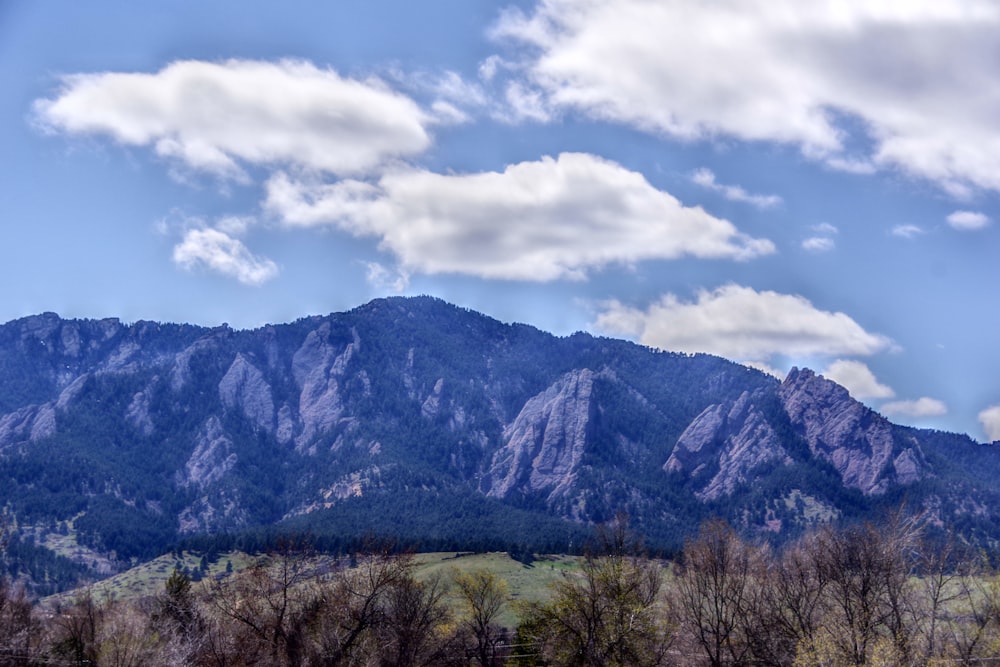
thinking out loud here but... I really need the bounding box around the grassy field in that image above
[414,552,581,627]
[43,550,582,628]
[42,550,258,607]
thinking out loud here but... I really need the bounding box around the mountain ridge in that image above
[0,296,996,593]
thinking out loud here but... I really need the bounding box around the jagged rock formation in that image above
[665,389,788,500]
[219,354,275,433]
[779,368,929,494]
[485,369,597,505]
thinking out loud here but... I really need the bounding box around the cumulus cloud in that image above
[979,405,1000,442]
[594,284,894,363]
[264,152,774,281]
[946,210,991,230]
[821,359,895,399]
[691,168,782,208]
[173,228,279,285]
[882,397,948,418]
[892,224,925,239]
[495,0,1000,193]
[34,59,432,180]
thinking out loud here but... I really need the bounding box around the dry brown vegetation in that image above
[4,516,1000,665]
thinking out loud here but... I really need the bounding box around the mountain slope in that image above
[0,296,996,592]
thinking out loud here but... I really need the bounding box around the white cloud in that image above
[264,153,774,281]
[172,228,278,285]
[502,81,552,123]
[802,237,836,253]
[821,359,895,399]
[495,0,1000,194]
[364,262,410,292]
[891,224,925,239]
[215,215,255,235]
[426,70,489,108]
[690,168,782,208]
[882,397,948,418]
[479,55,506,82]
[594,284,894,362]
[34,59,432,180]
[979,405,1000,441]
[946,210,991,230]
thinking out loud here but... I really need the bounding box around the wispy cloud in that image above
[265,153,774,281]
[891,224,925,239]
[495,0,1000,194]
[363,262,409,292]
[690,168,782,208]
[802,223,837,252]
[595,284,894,365]
[802,237,835,253]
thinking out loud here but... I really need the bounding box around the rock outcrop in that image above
[182,416,237,489]
[485,369,598,505]
[665,390,788,500]
[292,324,359,449]
[778,368,928,495]
[219,354,275,433]
[0,403,56,448]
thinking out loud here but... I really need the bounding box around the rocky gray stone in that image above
[666,390,789,500]
[219,353,275,432]
[486,368,597,504]
[125,390,155,436]
[779,367,928,495]
[291,324,360,449]
[182,416,237,489]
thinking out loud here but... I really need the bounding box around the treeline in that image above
[514,514,1000,666]
[4,515,1000,665]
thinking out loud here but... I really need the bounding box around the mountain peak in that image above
[779,365,928,494]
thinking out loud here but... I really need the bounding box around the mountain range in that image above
[0,296,997,592]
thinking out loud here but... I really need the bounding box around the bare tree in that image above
[0,576,41,667]
[809,514,921,665]
[207,539,328,666]
[49,590,103,667]
[374,572,454,667]
[95,600,158,667]
[453,568,510,666]
[753,528,835,665]
[927,556,1000,664]
[672,518,768,667]
[519,518,670,666]
[303,548,419,665]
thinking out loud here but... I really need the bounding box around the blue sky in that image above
[3,1,1000,441]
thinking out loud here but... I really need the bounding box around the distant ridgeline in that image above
[0,296,996,592]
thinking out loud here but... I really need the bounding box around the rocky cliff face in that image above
[778,368,929,495]
[664,389,789,500]
[485,369,598,507]
[219,354,275,433]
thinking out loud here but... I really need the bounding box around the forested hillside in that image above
[0,296,998,593]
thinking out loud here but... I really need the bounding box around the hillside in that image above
[0,296,997,593]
